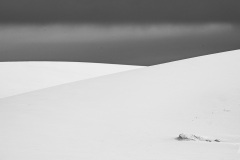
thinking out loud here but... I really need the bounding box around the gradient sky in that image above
[0,0,240,65]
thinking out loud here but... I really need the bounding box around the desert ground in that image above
[0,50,240,159]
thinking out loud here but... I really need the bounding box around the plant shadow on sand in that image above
[176,134,221,142]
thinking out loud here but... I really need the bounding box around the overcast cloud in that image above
[0,0,240,65]
[1,24,239,65]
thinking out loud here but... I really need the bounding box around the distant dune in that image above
[0,50,240,159]
[0,62,142,98]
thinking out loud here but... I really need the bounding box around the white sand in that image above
[0,50,240,159]
[0,62,142,98]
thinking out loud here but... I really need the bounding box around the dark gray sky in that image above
[0,0,239,24]
[0,1,240,65]
[1,24,240,65]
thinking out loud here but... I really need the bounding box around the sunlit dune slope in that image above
[0,50,240,159]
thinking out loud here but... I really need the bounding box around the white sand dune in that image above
[0,62,142,98]
[0,50,240,159]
